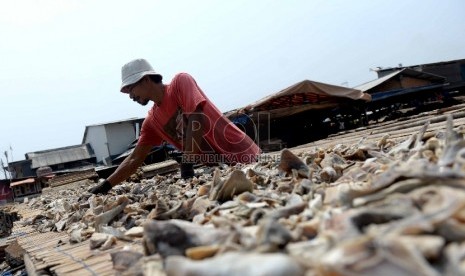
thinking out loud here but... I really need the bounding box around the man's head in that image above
[120,59,164,106]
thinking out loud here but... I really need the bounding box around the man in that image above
[89,59,260,194]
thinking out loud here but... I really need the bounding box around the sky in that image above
[1,0,465,166]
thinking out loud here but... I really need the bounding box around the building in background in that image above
[82,118,144,164]
[227,79,371,150]
[25,144,96,174]
[374,58,465,95]
[355,68,448,121]
[6,160,34,179]
[9,178,42,201]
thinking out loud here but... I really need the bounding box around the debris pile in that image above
[4,114,465,275]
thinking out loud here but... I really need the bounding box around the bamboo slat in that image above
[14,230,132,275]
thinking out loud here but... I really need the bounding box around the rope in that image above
[52,245,98,276]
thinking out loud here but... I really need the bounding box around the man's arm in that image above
[108,144,152,185]
[89,144,152,194]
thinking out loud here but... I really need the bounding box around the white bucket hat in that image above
[120,59,161,92]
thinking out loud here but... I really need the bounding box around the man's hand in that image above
[88,179,113,195]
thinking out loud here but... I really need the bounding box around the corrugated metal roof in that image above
[26,144,95,169]
[375,58,465,73]
[354,70,401,92]
[85,117,144,127]
[354,68,446,93]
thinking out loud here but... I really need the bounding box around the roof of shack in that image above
[26,144,95,169]
[226,79,371,120]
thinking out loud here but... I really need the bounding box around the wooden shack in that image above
[9,178,44,201]
[228,80,371,150]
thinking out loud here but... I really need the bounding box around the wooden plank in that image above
[49,169,98,187]
[35,248,86,261]
[312,115,464,146]
[17,231,133,276]
[40,249,92,265]
[290,105,465,155]
[41,251,94,264]
[36,240,88,254]
[51,254,112,275]
[50,253,110,270]
[35,260,64,271]
[142,160,179,178]
[23,253,39,276]
[83,261,115,274]
[17,232,68,246]
[22,238,69,253]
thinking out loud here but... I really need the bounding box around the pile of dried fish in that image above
[9,114,465,275]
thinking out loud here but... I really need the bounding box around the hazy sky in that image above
[1,0,465,164]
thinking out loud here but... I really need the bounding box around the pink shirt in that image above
[138,73,260,164]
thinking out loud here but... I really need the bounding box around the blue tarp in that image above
[371,84,445,102]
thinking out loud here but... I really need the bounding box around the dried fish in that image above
[143,219,230,257]
[165,252,304,276]
[389,133,417,155]
[94,196,130,232]
[10,105,465,275]
[89,232,112,249]
[125,226,144,238]
[209,170,254,202]
[185,244,220,260]
[319,166,339,183]
[443,242,465,276]
[147,200,182,220]
[143,220,195,257]
[189,195,215,219]
[279,149,310,178]
[111,250,144,271]
[318,235,440,276]
[255,218,293,252]
[267,202,306,220]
